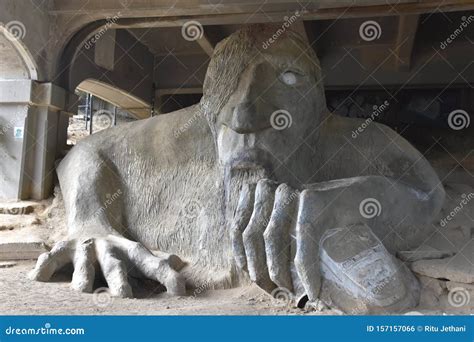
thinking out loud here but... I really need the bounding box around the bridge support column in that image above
[0,80,76,200]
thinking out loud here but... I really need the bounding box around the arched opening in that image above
[0,26,38,80]
[76,79,151,119]
[67,79,151,145]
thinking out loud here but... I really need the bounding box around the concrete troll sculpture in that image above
[30,25,445,313]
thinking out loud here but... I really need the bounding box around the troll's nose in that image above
[224,63,273,133]
[229,102,263,134]
[227,85,272,133]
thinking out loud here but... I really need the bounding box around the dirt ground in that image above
[0,261,326,315]
[0,260,467,316]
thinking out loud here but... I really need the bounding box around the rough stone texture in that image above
[397,246,455,262]
[417,275,447,297]
[436,183,474,234]
[411,239,474,284]
[417,275,445,310]
[30,25,445,314]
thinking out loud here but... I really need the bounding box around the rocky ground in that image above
[0,154,472,315]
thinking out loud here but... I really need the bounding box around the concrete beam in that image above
[76,79,151,119]
[0,80,34,103]
[94,29,116,71]
[108,1,474,29]
[196,34,214,57]
[156,87,203,97]
[394,15,419,71]
[47,0,474,85]
[291,21,309,43]
[49,0,474,19]
[32,82,67,110]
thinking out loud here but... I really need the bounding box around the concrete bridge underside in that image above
[0,0,473,200]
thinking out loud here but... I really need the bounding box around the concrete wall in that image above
[0,97,29,199]
[0,79,73,201]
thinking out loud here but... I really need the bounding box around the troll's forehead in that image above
[200,25,323,127]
